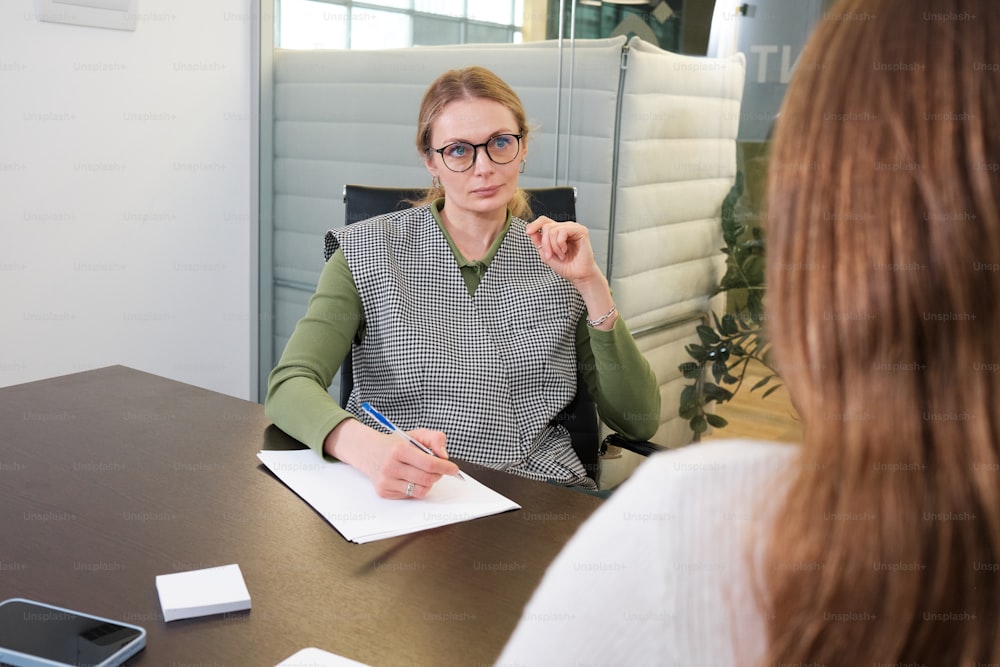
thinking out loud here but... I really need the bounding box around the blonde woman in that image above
[266,67,659,498]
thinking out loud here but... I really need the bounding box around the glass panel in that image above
[413,15,462,46]
[513,0,524,28]
[466,22,511,44]
[279,0,348,49]
[569,3,680,49]
[413,0,463,16]
[519,0,550,42]
[351,8,412,49]
[468,0,512,25]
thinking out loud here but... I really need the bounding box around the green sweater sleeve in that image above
[576,317,661,441]
[264,249,362,456]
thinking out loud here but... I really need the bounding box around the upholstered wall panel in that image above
[611,38,746,334]
[595,39,745,456]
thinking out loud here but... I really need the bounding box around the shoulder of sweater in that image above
[652,438,797,465]
[623,439,798,497]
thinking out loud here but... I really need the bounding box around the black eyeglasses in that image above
[429,134,522,172]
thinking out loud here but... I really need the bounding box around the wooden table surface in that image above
[0,366,602,666]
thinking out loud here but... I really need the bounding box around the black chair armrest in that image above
[600,433,660,458]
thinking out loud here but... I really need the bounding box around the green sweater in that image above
[265,201,661,458]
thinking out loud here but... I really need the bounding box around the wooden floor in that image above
[701,360,803,444]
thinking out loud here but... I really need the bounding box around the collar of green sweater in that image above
[430,197,512,271]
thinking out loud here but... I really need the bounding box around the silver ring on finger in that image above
[405,481,415,498]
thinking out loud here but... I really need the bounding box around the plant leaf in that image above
[720,313,738,335]
[679,362,701,379]
[679,384,699,419]
[706,413,728,429]
[686,343,708,362]
[762,384,783,398]
[697,325,721,345]
[703,383,734,403]
[690,414,708,434]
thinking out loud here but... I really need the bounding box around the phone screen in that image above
[0,599,144,667]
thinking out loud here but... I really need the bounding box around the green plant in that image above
[678,172,781,437]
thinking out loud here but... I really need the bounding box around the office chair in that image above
[338,184,657,482]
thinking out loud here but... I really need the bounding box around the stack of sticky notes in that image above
[155,563,251,622]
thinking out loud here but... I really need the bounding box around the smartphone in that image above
[0,598,146,667]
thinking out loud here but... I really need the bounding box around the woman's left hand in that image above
[526,216,619,330]
[525,216,602,284]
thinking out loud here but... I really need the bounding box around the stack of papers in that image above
[257,449,520,543]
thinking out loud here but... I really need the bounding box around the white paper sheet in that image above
[257,449,520,543]
[276,647,371,667]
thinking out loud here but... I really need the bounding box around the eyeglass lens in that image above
[439,134,520,172]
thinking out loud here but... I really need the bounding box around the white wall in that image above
[0,0,256,399]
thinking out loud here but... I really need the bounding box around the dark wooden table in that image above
[0,366,603,666]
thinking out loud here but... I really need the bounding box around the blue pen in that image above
[361,402,465,481]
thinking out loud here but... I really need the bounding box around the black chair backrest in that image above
[343,186,426,224]
[339,184,600,479]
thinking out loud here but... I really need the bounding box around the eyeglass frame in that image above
[427,133,523,173]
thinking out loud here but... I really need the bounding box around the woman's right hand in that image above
[322,419,459,499]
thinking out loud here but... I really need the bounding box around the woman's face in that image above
[424,96,527,222]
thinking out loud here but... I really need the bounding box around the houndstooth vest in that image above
[324,205,592,486]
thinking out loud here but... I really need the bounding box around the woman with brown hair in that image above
[266,66,659,498]
[499,0,999,663]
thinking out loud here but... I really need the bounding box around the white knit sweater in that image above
[497,439,798,666]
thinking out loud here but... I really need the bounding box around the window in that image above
[278,0,348,49]
[277,0,525,50]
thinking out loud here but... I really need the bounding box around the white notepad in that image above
[257,449,520,543]
[155,563,251,622]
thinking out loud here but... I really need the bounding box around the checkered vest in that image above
[324,205,592,486]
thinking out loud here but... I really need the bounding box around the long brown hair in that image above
[413,66,532,219]
[761,0,1000,663]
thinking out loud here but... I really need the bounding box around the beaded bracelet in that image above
[586,304,617,328]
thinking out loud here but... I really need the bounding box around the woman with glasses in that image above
[265,66,659,499]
